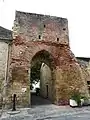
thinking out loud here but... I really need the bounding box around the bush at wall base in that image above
[70,92,81,107]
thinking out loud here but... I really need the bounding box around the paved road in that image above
[1,95,90,120]
[1,105,90,120]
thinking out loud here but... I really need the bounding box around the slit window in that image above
[57,38,59,42]
[39,35,41,39]
[87,81,90,85]
[44,25,46,28]
[63,28,66,31]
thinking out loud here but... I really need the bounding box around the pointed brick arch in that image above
[30,49,55,69]
[30,50,56,103]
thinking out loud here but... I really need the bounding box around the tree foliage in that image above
[30,63,41,84]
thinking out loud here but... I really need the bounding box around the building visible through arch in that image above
[0,11,89,108]
[30,50,55,104]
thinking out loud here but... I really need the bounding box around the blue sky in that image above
[0,0,90,57]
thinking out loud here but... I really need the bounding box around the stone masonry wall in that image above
[76,58,90,96]
[7,11,89,108]
[40,63,52,100]
[13,11,69,45]
[0,41,9,108]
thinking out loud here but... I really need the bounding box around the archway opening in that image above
[30,50,55,106]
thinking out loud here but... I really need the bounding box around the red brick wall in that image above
[6,11,88,108]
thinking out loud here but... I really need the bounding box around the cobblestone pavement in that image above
[1,105,90,120]
[1,95,90,120]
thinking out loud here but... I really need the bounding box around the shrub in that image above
[70,91,81,106]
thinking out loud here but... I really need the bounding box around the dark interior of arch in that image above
[30,50,54,84]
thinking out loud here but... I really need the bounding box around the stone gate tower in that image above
[6,11,88,108]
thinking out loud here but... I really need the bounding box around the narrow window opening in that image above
[39,35,41,39]
[63,28,66,31]
[57,38,59,42]
[46,85,48,98]
[44,25,46,28]
[87,81,90,85]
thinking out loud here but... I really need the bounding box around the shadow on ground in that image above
[31,93,51,106]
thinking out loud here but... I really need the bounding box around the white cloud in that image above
[0,0,90,57]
